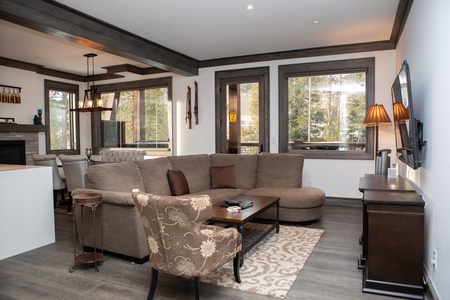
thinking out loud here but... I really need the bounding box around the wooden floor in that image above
[0,202,405,300]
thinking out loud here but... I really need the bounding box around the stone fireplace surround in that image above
[0,124,48,165]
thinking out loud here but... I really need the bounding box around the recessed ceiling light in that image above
[312,20,320,24]
[245,4,256,10]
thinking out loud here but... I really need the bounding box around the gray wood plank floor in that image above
[0,202,404,300]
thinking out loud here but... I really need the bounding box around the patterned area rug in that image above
[200,224,323,298]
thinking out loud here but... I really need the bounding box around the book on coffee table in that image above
[221,199,253,209]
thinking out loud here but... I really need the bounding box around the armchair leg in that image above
[194,277,199,300]
[233,252,242,283]
[147,267,158,300]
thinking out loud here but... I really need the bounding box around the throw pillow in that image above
[210,165,237,189]
[167,169,190,196]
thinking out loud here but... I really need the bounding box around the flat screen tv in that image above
[391,60,426,169]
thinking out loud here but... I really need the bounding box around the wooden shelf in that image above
[0,124,48,132]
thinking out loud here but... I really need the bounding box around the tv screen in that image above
[391,60,426,169]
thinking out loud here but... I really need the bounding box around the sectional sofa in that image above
[72,153,325,262]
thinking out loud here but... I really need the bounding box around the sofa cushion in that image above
[167,169,190,196]
[210,154,258,189]
[256,153,304,188]
[168,154,211,193]
[210,165,237,189]
[136,157,172,195]
[85,161,145,192]
[244,187,325,209]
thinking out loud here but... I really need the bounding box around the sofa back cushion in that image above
[135,157,172,195]
[210,154,258,189]
[256,153,304,188]
[168,154,211,193]
[85,161,145,192]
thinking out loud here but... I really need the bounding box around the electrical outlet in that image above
[431,249,437,270]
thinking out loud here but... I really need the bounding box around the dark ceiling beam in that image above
[199,41,396,68]
[1,56,124,82]
[0,0,199,76]
[37,68,84,82]
[0,56,42,72]
[390,0,414,45]
[103,64,168,76]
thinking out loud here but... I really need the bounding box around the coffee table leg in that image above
[276,201,280,234]
[237,225,244,267]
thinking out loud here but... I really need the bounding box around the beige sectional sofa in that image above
[72,153,325,262]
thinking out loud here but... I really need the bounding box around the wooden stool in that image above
[70,193,107,272]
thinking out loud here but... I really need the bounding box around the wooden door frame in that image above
[215,67,270,154]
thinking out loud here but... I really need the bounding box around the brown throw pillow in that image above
[167,169,190,196]
[210,165,237,189]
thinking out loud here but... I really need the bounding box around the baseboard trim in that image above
[423,267,440,300]
[325,197,362,207]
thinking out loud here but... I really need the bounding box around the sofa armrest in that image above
[72,188,135,206]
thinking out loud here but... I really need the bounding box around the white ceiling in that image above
[1,0,400,76]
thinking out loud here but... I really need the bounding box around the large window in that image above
[44,80,80,155]
[91,77,172,155]
[279,58,375,159]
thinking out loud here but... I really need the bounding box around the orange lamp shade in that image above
[362,104,392,127]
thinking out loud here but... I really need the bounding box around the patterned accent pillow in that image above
[167,169,190,196]
[209,165,237,189]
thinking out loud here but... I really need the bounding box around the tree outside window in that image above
[279,58,375,160]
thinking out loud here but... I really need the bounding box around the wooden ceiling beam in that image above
[0,0,199,76]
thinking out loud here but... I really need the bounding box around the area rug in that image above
[200,224,324,298]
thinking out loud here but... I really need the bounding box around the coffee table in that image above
[208,195,280,264]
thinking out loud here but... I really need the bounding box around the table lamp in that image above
[362,104,392,173]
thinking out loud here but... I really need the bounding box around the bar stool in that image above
[70,193,107,272]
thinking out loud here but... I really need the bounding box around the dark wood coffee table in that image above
[208,195,280,264]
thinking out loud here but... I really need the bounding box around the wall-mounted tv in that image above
[391,60,426,169]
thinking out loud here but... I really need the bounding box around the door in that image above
[215,67,269,154]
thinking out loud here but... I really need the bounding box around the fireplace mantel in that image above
[0,124,49,132]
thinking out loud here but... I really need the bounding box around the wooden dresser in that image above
[358,174,424,299]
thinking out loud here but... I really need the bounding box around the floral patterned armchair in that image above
[131,189,242,300]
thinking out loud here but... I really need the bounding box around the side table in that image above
[70,193,107,272]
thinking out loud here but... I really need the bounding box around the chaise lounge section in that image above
[72,153,325,262]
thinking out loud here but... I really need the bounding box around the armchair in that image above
[131,189,242,300]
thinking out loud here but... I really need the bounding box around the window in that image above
[44,80,80,155]
[279,58,375,159]
[91,77,172,155]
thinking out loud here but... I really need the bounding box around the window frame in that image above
[278,57,375,160]
[44,79,80,155]
[90,77,173,155]
[215,67,270,154]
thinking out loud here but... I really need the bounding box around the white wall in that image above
[395,0,450,298]
[1,50,397,199]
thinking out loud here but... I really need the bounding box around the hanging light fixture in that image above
[71,53,112,112]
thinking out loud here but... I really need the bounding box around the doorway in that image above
[215,67,270,154]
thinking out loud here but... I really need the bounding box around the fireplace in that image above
[0,140,26,165]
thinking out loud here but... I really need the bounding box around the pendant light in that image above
[71,53,112,112]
